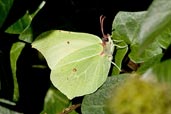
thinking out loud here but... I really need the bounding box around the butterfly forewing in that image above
[32,30,102,69]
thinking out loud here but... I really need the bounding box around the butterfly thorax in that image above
[101,34,114,61]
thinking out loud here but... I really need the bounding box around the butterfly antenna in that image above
[100,15,105,37]
[100,15,108,41]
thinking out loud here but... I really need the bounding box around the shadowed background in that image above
[0,0,153,114]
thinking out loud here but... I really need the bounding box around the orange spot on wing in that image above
[67,41,70,44]
[72,68,77,72]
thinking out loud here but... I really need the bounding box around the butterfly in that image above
[32,15,117,99]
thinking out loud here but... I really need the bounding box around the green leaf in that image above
[141,60,171,83]
[129,43,162,63]
[10,42,25,101]
[5,11,32,34]
[138,0,171,53]
[0,106,23,114]
[0,0,13,28]
[112,11,163,63]
[40,86,72,114]
[5,1,46,43]
[0,98,15,105]
[137,54,163,74]
[112,41,128,75]
[152,60,171,83]
[112,11,146,44]
[32,30,114,99]
[0,99,22,114]
[81,74,129,114]
[19,27,33,43]
[156,26,171,49]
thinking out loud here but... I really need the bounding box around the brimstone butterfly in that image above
[32,15,115,99]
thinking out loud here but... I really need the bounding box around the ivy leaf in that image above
[137,54,163,74]
[152,60,171,83]
[81,74,129,114]
[153,60,171,83]
[0,98,22,114]
[5,1,46,43]
[0,106,23,114]
[138,0,171,54]
[40,86,78,114]
[140,60,171,84]
[112,11,146,44]
[0,0,13,28]
[111,40,128,75]
[10,42,25,101]
[156,26,171,49]
[112,11,162,63]
[5,11,33,34]
[5,1,45,101]
[129,43,162,63]
[112,10,171,63]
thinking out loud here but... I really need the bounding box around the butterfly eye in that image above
[102,37,109,42]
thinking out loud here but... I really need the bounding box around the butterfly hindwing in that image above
[51,44,111,99]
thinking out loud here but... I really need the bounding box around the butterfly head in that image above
[100,15,114,57]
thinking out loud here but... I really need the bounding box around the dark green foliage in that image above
[1,0,171,114]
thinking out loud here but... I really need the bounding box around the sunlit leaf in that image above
[5,11,32,34]
[5,1,46,43]
[10,42,25,101]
